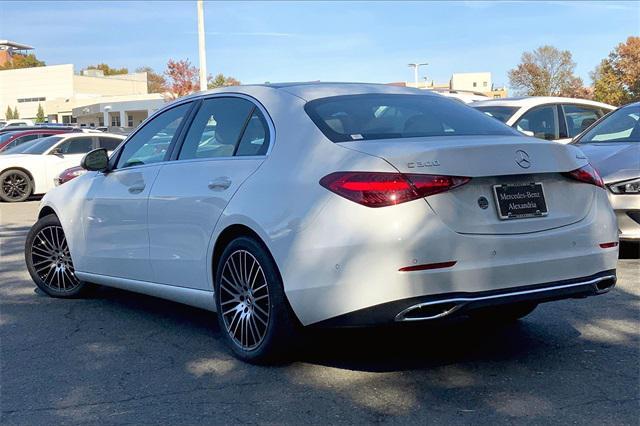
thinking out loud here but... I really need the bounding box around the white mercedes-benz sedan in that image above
[26,83,619,363]
[0,132,124,202]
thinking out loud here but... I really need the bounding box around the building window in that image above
[17,97,46,103]
[111,114,121,127]
[483,81,488,87]
[127,114,134,127]
[98,116,104,126]
[473,82,477,87]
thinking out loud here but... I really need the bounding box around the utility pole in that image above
[197,0,208,91]
[408,62,428,87]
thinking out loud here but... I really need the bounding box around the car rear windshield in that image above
[473,106,519,123]
[304,94,518,142]
[577,105,639,144]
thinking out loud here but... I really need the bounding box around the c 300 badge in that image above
[407,160,440,168]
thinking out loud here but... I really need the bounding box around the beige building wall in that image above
[0,64,148,121]
[0,64,75,118]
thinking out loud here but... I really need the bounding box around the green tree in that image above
[13,107,19,119]
[592,36,640,105]
[84,63,129,75]
[207,73,241,89]
[5,106,14,120]
[136,66,167,93]
[35,104,45,123]
[509,45,585,96]
[0,53,46,70]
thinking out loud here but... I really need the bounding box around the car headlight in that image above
[609,178,640,194]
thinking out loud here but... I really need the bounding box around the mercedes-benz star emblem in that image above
[515,150,531,169]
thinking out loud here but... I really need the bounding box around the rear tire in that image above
[0,169,32,202]
[214,236,299,364]
[469,302,538,322]
[25,214,89,298]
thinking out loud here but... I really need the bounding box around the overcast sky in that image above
[1,1,638,88]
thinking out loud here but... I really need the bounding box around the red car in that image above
[0,129,70,153]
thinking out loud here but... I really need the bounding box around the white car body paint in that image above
[472,97,615,143]
[38,84,618,326]
[0,133,124,196]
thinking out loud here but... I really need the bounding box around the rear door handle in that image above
[208,177,232,191]
[128,184,145,194]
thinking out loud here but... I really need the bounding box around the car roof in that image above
[55,132,125,139]
[192,82,437,102]
[471,96,615,110]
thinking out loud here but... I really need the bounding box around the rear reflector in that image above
[399,261,457,272]
[562,164,604,188]
[320,172,470,207]
[599,242,618,249]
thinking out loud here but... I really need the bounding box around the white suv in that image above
[472,97,614,143]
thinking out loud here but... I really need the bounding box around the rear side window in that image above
[15,134,40,144]
[98,137,122,151]
[178,97,259,160]
[304,94,518,142]
[235,112,269,156]
[562,104,604,138]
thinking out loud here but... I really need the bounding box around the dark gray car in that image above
[573,102,640,242]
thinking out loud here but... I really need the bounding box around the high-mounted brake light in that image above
[562,164,604,188]
[319,172,470,207]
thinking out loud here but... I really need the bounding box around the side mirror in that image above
[81,148,109,172]
[51,147,64,156]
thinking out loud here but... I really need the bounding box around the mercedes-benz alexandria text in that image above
[26,83,619,362]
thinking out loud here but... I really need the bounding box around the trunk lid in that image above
[339,135,596,235]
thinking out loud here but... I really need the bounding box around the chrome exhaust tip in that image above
[395,301,462,322]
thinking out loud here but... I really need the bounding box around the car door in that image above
[148,96,271,289]
[514,104,560,141]
[79,102,193,281]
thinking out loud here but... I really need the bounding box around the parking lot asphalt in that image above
[1,201,638,425]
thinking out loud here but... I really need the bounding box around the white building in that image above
[72,94,166,131]
[450,72,492,92]
[0,63,151,123]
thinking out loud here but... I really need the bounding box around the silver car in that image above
[574,102,640,242]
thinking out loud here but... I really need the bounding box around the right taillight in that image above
[319,171,470,207]
[562,164,604,188]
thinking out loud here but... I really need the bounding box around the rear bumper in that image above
[314,270,616,327]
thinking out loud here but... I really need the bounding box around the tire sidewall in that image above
[0,169,33,202]
[214,236,297,363]
[25,214,86,298]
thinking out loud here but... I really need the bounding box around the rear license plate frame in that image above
[492,182,548,220]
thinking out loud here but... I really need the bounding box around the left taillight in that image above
[319,171,470,208]
[562,164,604,188]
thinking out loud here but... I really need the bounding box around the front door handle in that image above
[128,184,145,194]
[208,177,232,191]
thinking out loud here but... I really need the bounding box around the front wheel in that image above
[25,214,89,297]
[214,236,299,363]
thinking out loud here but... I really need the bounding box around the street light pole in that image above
[407,62,428,87]
[197,0,208,92]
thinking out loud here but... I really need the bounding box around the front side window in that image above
[577,105,640,144]
[178,97,255,160]
[515,105,558,140]
[563,104,605,138]
[18,136,64,155]
[305,94,517,143]
[116,103,191,169]
[56,137,94,154]
[15,134,41,144]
